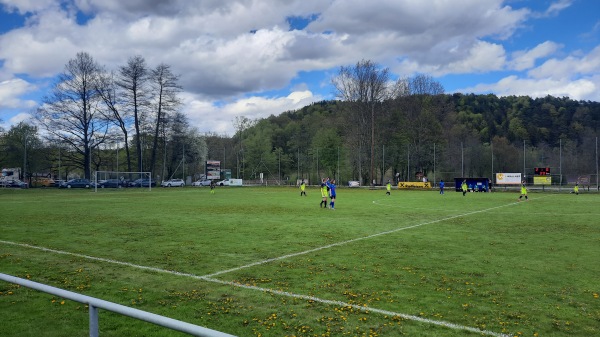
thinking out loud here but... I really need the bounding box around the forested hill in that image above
[232,93,598,183]
[448,94,599,146]
[255,94,599,150]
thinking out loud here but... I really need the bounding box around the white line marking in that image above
[0,239,510,337]
[2,199,546,337]
[203,200,526,278]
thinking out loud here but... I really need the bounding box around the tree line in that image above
[1,52,206,182]
[1,58,598,185]
[225,60,599,185]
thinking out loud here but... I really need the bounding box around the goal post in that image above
[93,171,153,192]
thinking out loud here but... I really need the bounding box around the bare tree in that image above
[36,52,108,179]
[233,116,256,179]
[148,63,182,174]
[332,59,390,185]
[117,55,148,172]
[409,74,445,95]
[95,70,133,171]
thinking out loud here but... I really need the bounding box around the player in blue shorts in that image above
[327,178,337,210]
[439,180,445,195]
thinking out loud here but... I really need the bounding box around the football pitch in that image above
[0,186,598,337]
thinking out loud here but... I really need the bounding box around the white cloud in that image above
[183,90,322,135]
[528,45,600,79]
[509,41,561,71]
[0,112,33,131]
[0,0,532,90]
[463,75,597,100]
[0,0,596,132]
[0,0,57,14]
[0,78,37,109]
[308,0,528,70]
[533,0,573,18]
[8,112,33,124]
[458,46,600,101]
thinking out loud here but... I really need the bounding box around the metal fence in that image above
[0,273,236,337]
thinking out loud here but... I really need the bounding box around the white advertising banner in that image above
[496,173,522,185]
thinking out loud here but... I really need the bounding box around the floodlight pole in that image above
[433,143,436,187]
[491,140,494,181]
[461,142,463,177]
[382,145,385,185]
[560,138,562,191]
[407,144,410,181]
[116,142,119,172]
[58,146,61,181]
[523,140,526,183]
[337,146,340,183]
[23,133,27,181]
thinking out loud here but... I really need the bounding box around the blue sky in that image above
[0,0,599,135]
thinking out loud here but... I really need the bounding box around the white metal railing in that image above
[0,273,237,337]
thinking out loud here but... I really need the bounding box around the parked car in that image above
[98,179,126,188]
[161,178,185,187]
[129,178,156,187]
[216,179,230,186]
[30,177,55,188]
[192,179,211,186]
[59,179,91,188]
[1,179,28,188]
[53,180,66,188]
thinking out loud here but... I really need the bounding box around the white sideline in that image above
[0,200,536,337]
[203,200,526,278]
[0,240,510,337]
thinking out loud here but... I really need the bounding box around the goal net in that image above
[93,171,153,192]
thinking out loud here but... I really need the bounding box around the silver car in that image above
[192,179,212,186]
[161,179,185,187]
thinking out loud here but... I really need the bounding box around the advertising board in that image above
[495,173,522,185]
[205,160,220,180]
[533,176,552,185]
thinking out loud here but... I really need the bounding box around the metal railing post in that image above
[0,273,236,337]
[89,304,99,337]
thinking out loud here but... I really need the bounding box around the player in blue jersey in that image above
[439,180,445,195]
[327,178,337,210]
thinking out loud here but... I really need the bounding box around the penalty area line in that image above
[0,239,510,337]
[203,200,527,279]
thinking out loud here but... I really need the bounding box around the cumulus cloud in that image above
[532,0,573,18]
[509,41,561,71]
[463,75,597,100]
[183,89,323,135]
[528,45,600,79]
[0,0,58,14]
[458,46,600,101]
[0,0,531,89]
[0,0,596,133]
[0,78,37,109]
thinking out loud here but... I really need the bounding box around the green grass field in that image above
[0,186,599,337]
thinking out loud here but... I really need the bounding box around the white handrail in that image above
[0,273,237,337]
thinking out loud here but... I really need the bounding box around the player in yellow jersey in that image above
[573,183,579,195]
[300,180,307,196]
[518,182,528,201]
[461,180,468,196]
[320,178,328,208]
[386,180,391,195]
